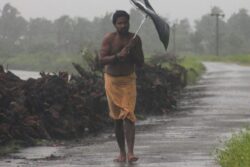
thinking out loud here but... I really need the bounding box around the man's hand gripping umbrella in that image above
[126,0,170,51]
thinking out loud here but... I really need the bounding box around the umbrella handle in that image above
[126,15,147,51]
[133,16,147,39]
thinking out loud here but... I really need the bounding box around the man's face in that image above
[115,16,129,35]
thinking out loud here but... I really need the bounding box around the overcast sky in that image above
[0,0,249,24]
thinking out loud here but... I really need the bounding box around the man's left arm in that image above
[133,36,144,68]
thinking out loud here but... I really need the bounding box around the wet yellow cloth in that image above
[104,72,137,122]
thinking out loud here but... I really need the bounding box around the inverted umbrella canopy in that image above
[143,0,155,12]
[130,0,170,50]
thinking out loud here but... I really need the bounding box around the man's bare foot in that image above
[113,155,126,163]
[127,154,139,163]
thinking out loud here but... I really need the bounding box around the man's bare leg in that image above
[114,119,126,162]
[124,118,138,162]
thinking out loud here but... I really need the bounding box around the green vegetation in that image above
[1,4,250,72]
[177,56,206,84]
[160,55,205,85]
[174,54,250,84]
[194,54,250,66]
[217,129,250,167]
[0,140,24,156]
[1,53,83,73]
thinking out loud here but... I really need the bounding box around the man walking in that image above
[99,10,144,163]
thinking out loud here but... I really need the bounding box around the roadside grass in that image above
[0,140,24,156]
[1,53,83,72]
[160,55,205,85]
[177,56,205,84]
[175,54,250,84]
[194,54,250,66]
[217,129,250,167]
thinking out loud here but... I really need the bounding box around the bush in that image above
[217,130,250,167]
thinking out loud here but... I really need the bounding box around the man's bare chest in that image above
[111,37,131,53]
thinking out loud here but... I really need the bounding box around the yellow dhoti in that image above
[104,73,137,122]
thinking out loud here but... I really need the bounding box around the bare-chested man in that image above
[99,10,144,163]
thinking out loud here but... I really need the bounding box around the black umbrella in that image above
[143,0,155,12]
[130,0,170,50]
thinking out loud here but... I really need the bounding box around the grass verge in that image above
[177,56,206,84]
[194,54,250,66]
[161,55,205,85]
[217,129,250,167]
[0,140,24,156]
[176,54,250,84]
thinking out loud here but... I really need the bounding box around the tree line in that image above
[0,4,250,70]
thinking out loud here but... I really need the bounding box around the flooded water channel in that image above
[9,69,40,80]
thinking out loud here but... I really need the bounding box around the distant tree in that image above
[194,6,226,55]
[71,17,94,52]
[189,31,204,54]
[194,14,214,54]
[175,19,192,53]
[92,13,113,49]
[211,6,224,15]
[54,15,74,53]
[0,3,27,55]
[24,18,56,53]
[225,9,250,54]
[1,3,250,71]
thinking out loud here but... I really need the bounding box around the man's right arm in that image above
[99,33,118,65]
[99,33,129,65]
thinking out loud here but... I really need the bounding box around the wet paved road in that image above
[1,62,250,167]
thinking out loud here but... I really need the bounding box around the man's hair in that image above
[112,10,130,25]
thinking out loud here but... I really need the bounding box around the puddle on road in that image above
[11,146,65,160]
[0,146,65,167]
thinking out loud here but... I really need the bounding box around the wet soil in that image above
[1,62,250,167]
